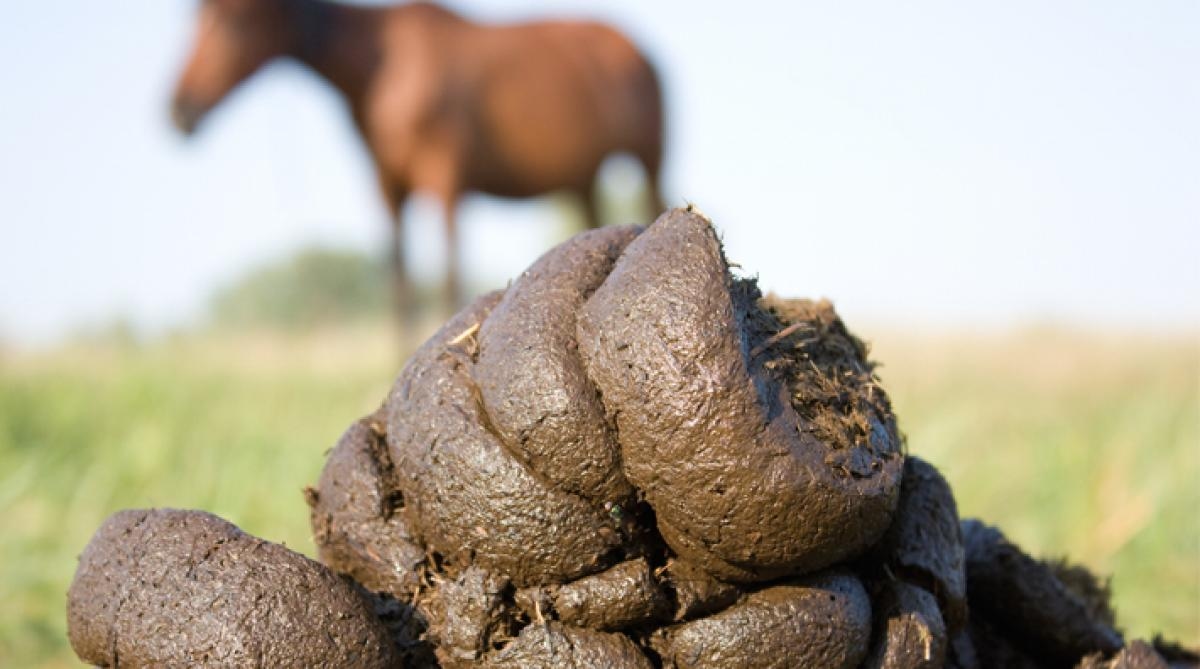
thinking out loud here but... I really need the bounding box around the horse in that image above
[171,0,666,316]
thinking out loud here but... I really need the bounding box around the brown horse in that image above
[172,0,666,314]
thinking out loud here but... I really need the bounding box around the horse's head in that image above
[170,0,303,135]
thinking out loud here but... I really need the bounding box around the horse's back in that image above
[462,20,662,194]
[372,5,662,196]
[490,19,660,131]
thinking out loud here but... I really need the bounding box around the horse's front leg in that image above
[420,140,467,317]
[381,180,414,323]
[440,191,463,315]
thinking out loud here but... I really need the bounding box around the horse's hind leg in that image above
[579,183,603,231]
[646,169,667,219]
[635,146,667,219]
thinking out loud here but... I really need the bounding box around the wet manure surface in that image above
[66,508,398,668]
[66,208,1197,667]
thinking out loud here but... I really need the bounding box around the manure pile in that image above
[67,209,1196,668]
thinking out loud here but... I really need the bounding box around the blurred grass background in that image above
[1,250,1196,666]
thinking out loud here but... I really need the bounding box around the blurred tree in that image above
[209,247,390,330]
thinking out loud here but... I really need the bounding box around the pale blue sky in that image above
[1,1,1197,343]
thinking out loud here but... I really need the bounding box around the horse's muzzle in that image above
[170,97,203,136]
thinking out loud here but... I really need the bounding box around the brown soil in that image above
[65,208,1197,668]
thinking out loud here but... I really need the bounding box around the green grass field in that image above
[2,323,1196,666]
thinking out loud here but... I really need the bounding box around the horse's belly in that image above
[469,108,616,196]
[468,151,601,198]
